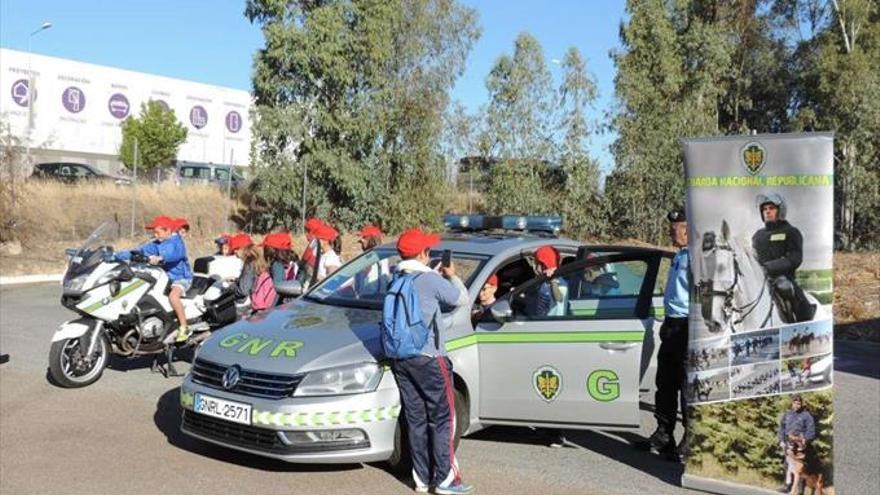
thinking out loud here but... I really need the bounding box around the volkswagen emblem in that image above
[222,365,241,390]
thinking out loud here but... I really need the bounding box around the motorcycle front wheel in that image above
[48,334,110,388]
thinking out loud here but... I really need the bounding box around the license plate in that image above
[193,393,252,426]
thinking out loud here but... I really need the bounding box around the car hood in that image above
[196,298,383,375]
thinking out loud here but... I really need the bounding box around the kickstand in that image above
[151,354,162,375]
[164,344,182,377]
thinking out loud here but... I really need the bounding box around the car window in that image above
[181,166,210,179]
[59,165,73,176]
[308,248,488,310]
[215,168,237,181]
[510,258,651,321]
[73,165,93,176]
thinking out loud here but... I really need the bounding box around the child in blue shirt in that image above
[117,216,193,342]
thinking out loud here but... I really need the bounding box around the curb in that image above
[0,274,64,286]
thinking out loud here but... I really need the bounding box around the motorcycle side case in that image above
[205,290,237,326]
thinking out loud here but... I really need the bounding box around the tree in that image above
[483,32,557,215]
[793,0,880,249]
[119,101,187,174]
[556,47,604,239]
[607,0,732,244]
[246,0,480,232]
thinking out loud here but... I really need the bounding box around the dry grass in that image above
[1,182,877,339]
[14,181,235,244]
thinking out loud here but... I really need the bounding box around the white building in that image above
[0,48,251,174]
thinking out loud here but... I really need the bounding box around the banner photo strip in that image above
[681,133,834,495]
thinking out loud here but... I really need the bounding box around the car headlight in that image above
[293,363,383,397]
[64,274,89,292]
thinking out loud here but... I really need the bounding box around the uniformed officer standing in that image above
[637,208,690,460]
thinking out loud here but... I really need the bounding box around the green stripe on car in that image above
[445,331,644,352]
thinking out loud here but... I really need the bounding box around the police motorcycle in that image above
[48,222,238,388]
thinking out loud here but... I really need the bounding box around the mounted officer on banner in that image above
[751,193,816,323]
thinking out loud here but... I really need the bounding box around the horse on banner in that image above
[696,220,825,334]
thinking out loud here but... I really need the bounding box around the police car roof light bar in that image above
[443,214,562,236]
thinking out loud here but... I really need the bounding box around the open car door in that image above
[475,251,662,431]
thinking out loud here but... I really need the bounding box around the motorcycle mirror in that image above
[276,280,303,298]
[65,248,78,257]
[490,298,514,323]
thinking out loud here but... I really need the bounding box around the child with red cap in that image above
[386,228,472,495]
[313,222,342,282]
[263,232,298,286]
[471,273,499,326]
[354,224,390,296]
[532,245,568,317]
[117,215,193,342]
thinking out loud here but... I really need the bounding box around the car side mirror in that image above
[490,298,514,323]
[276,280,303,298]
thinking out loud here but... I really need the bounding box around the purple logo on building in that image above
[190,105,208,129]
[152,99,169,111]
[108,93,130,119]
[62,86,86,113]
[225,111,242,133]
[11,79,34,107]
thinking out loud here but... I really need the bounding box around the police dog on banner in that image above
[697,221,825,334]
[786,433,825,495]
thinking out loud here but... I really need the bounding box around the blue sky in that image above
[1,0,626,173]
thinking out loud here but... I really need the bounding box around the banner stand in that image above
[683,474,785,495]
[681,133,835,495]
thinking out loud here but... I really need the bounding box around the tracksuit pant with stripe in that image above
[391,355,461,489]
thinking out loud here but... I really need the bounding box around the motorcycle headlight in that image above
[64,274,89,292]
[293,363,383,397]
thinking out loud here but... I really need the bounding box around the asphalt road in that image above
[1,283,878,495]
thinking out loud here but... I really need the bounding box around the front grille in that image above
[182,411,371,455]
[191,358,304,399]
[183,410,287,452]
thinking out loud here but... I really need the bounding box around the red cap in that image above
[486,274,499,287]
[228,233,253,253]
[313,223,339,242]
[172,217,190,231]
[358,224,383,239]
[534,245,559,269]
[305,218,323,233]
[396,228,441,258]
[144,215,176,230]
[262,232,292,250]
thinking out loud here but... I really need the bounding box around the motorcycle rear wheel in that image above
[48,335,110,388]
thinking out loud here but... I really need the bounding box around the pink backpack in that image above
[251,272,277,311]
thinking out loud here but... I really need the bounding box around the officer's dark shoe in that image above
[776,485,791,494]
[633,428,671,452]
[676,434,690,460]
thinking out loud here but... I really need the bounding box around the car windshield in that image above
[306,248,488,310]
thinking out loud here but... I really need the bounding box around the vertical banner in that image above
[681,133,834,495]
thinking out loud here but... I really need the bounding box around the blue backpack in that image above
[381,272,434,359]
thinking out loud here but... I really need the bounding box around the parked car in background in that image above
[30,162,132,186]
[175,162,247,193]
